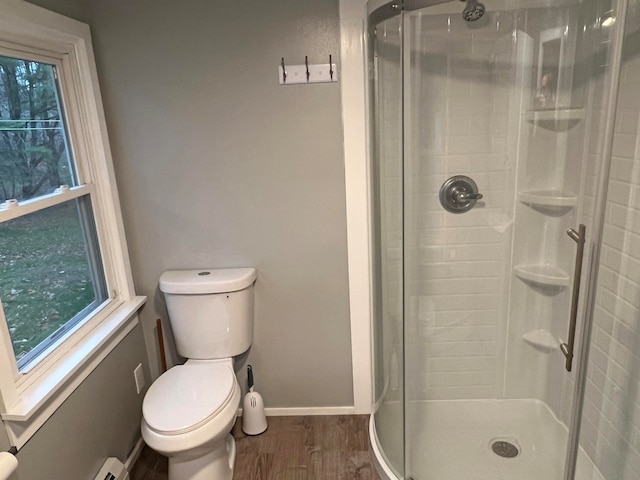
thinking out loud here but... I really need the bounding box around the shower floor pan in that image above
[397,399,605,480]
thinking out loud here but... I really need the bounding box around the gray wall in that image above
[3,0,353,475]
[87,0,354,408]
[24,0,88,22]
[14,326,149,480]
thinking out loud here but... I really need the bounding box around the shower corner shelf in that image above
[514,264,570,288]
[518,190,577,215]
[522,329,560,353]
[524,107,584,131]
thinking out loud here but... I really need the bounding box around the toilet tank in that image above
[159,268,257,359]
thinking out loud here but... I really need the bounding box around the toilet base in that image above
[168,434,236,480]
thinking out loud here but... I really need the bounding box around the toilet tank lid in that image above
[159,268,257,294]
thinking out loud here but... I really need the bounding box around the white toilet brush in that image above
[242,365,267,435]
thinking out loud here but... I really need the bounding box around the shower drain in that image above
[491,440,519,458]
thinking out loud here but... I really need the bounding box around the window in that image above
[0,3,145,449]
[0,54,107,372]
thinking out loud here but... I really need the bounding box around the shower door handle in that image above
[560,224,586,372]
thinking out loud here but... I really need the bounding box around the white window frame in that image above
[0,1,145,448]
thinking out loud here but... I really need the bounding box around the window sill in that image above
[1,296,146,448]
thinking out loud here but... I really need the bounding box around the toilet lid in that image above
[143,362,235,434]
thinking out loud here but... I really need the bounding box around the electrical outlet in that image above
[134,363,145,394]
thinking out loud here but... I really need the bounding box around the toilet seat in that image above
[143,361,235,435]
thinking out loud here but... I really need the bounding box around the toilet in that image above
[141,267,257,480]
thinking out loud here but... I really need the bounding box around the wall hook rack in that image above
[278,55,338,85]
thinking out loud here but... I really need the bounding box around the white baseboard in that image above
[238,406,357,417]
[124,436,145,472]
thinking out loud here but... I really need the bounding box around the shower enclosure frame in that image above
[365,0,628,479]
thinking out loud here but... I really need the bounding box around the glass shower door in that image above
[399,1,623,479]
[370,9,406,479]
[402,7,524,477]
[575,1,640,480]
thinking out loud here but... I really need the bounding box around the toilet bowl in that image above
[141,268,257,480]
[141,359,241,480]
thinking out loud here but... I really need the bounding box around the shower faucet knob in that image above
[439,175,483,214]
[454,190,483,202]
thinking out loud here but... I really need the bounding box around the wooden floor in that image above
[130,415,382,480]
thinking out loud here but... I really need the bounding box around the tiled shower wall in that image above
[580,8,640,479]
[403,12,516,401]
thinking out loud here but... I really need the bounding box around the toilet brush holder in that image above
[242,365,267,435]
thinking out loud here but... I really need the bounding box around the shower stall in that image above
[368,0,640,479]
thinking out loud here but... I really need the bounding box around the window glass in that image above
[0,54,75,203]
[0,198,106,369]
[0,52,107,371]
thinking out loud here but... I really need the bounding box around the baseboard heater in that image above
[94,457,129,480]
